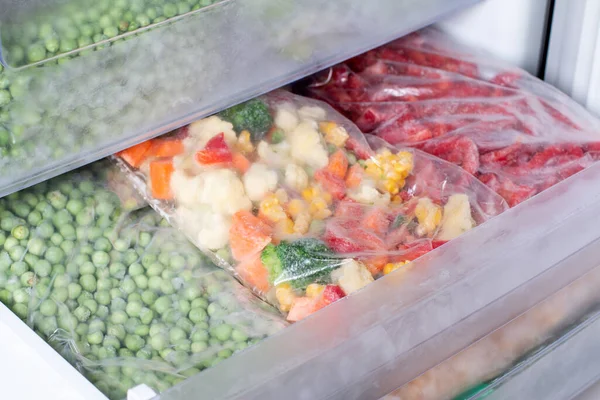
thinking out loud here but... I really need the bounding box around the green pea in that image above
[89,319,106,333]
[128,263,144,276]
[154,296,171,315]
[4,237,19,251]
[13,303,28,319]
[141,290,157,306]
[45,246,65,264]
[79,262,95,275]
[10,261,28,275]
[67,283,82,299]
[88,331,104,345]
[133,275,148,289]
[146,263,163,276]
[20,271,36,287]
[125,334,145,351]
[12,288,29,304]
[27,44,46,63]
[191,341,208,353]
[134,324,149,337]
[169,327,186,343]
[40,299,58,316]
[92,251,110,267]
[188,307,207,323]
[125,301,143,317]
[107,325,126,341]
[74,305,91,322]
[83,299,98,314]
[148,276,162,291]
[95,290,111,305]
[11,225,29,240]
[94,237,112,252]
[49,233,63,246]
[33,260,52,277]
[190,297,208,309]
[111,310,128,325]
[80,274,97,292]
[150,334,167,351]
[51,288,69,303]
[210,324,232,342]
[163,3,177,18]
[60,240,75,255]
[0,90,11,107]
[26,238,46,256]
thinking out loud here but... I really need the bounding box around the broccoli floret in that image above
[219,99,273,143]
[260,238,338,289]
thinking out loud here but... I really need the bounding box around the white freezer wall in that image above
[436,0,551,75]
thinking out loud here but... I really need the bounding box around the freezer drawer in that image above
[0,0,480,199]
[0,302,107,400]
[150,156,600,400]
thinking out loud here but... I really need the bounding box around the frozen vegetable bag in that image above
[0,162,285,400]
[114,90,507,322]
[305,27,600,207]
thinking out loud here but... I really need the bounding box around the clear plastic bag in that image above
[0,162,285,400]
[305,27,600,207]
[114,90,507,322]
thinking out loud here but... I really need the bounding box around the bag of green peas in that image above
[0,162,285,400]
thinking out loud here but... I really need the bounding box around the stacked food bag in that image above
[304,27,600,207]
[0,162,284,399]
[115,90,507,321]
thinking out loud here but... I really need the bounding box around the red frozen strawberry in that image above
[314,169,346,200]
[195,133,232,165]
[315,285,346,309]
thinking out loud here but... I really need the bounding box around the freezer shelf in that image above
[386,261,600,400]
[152,158,600,400]
[0,0,480,199]
[470,306,600,400]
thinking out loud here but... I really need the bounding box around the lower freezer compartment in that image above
[0,162,286,400]
[384,262,600,400]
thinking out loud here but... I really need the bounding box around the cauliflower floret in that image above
[298,105,327,121]
[198,169,252,215]
[331,259,374,295]
[437,194,475,240]
[187,116,237,149]
[170,169,203,208]
[415,197,442,236]
[243,163,278,202]
[257,140,292,167]
[175,206,231,250]
[347,179,391,206]
[288,121,328,169]
[285,164,309,192]
[274,103,299,133]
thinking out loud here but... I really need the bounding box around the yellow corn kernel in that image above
[276,217,295,236]
[313,208,332,220]
[237,130,254,153]
[260,195,287,223]
[320,121,350,147]
[302,187,316,201]
[382,180,399,195]
[287,199,307,218]
[293,210,311,234]
[322,191,332,204]
[383,261,410,275]
[309,197,328,213]
[306,283,325,298]
[415,197,442,235]
[275,284,296,312]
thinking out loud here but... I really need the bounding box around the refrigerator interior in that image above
[2,0,599,399]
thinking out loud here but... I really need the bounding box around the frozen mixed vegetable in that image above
[115,91,507,321]
[305,27,600,207]
[1,0,222,66]
[0,162,284,400]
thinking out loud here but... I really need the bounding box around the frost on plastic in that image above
[0,163,284,400]
[305,27,600,207]
[114,90,507,322]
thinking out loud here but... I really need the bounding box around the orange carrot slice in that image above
[148,138,184,158]
[327,150,349,179]
[117,141,152,168]
[232,152,251,174]
[345,164,363,188]
[229,210,273,261]
[236,254,271,294]
[287,297,317,322]
[149,159,175,200]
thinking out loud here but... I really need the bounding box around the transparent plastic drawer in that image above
[152,160,600,400]
[0,0,480,198]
